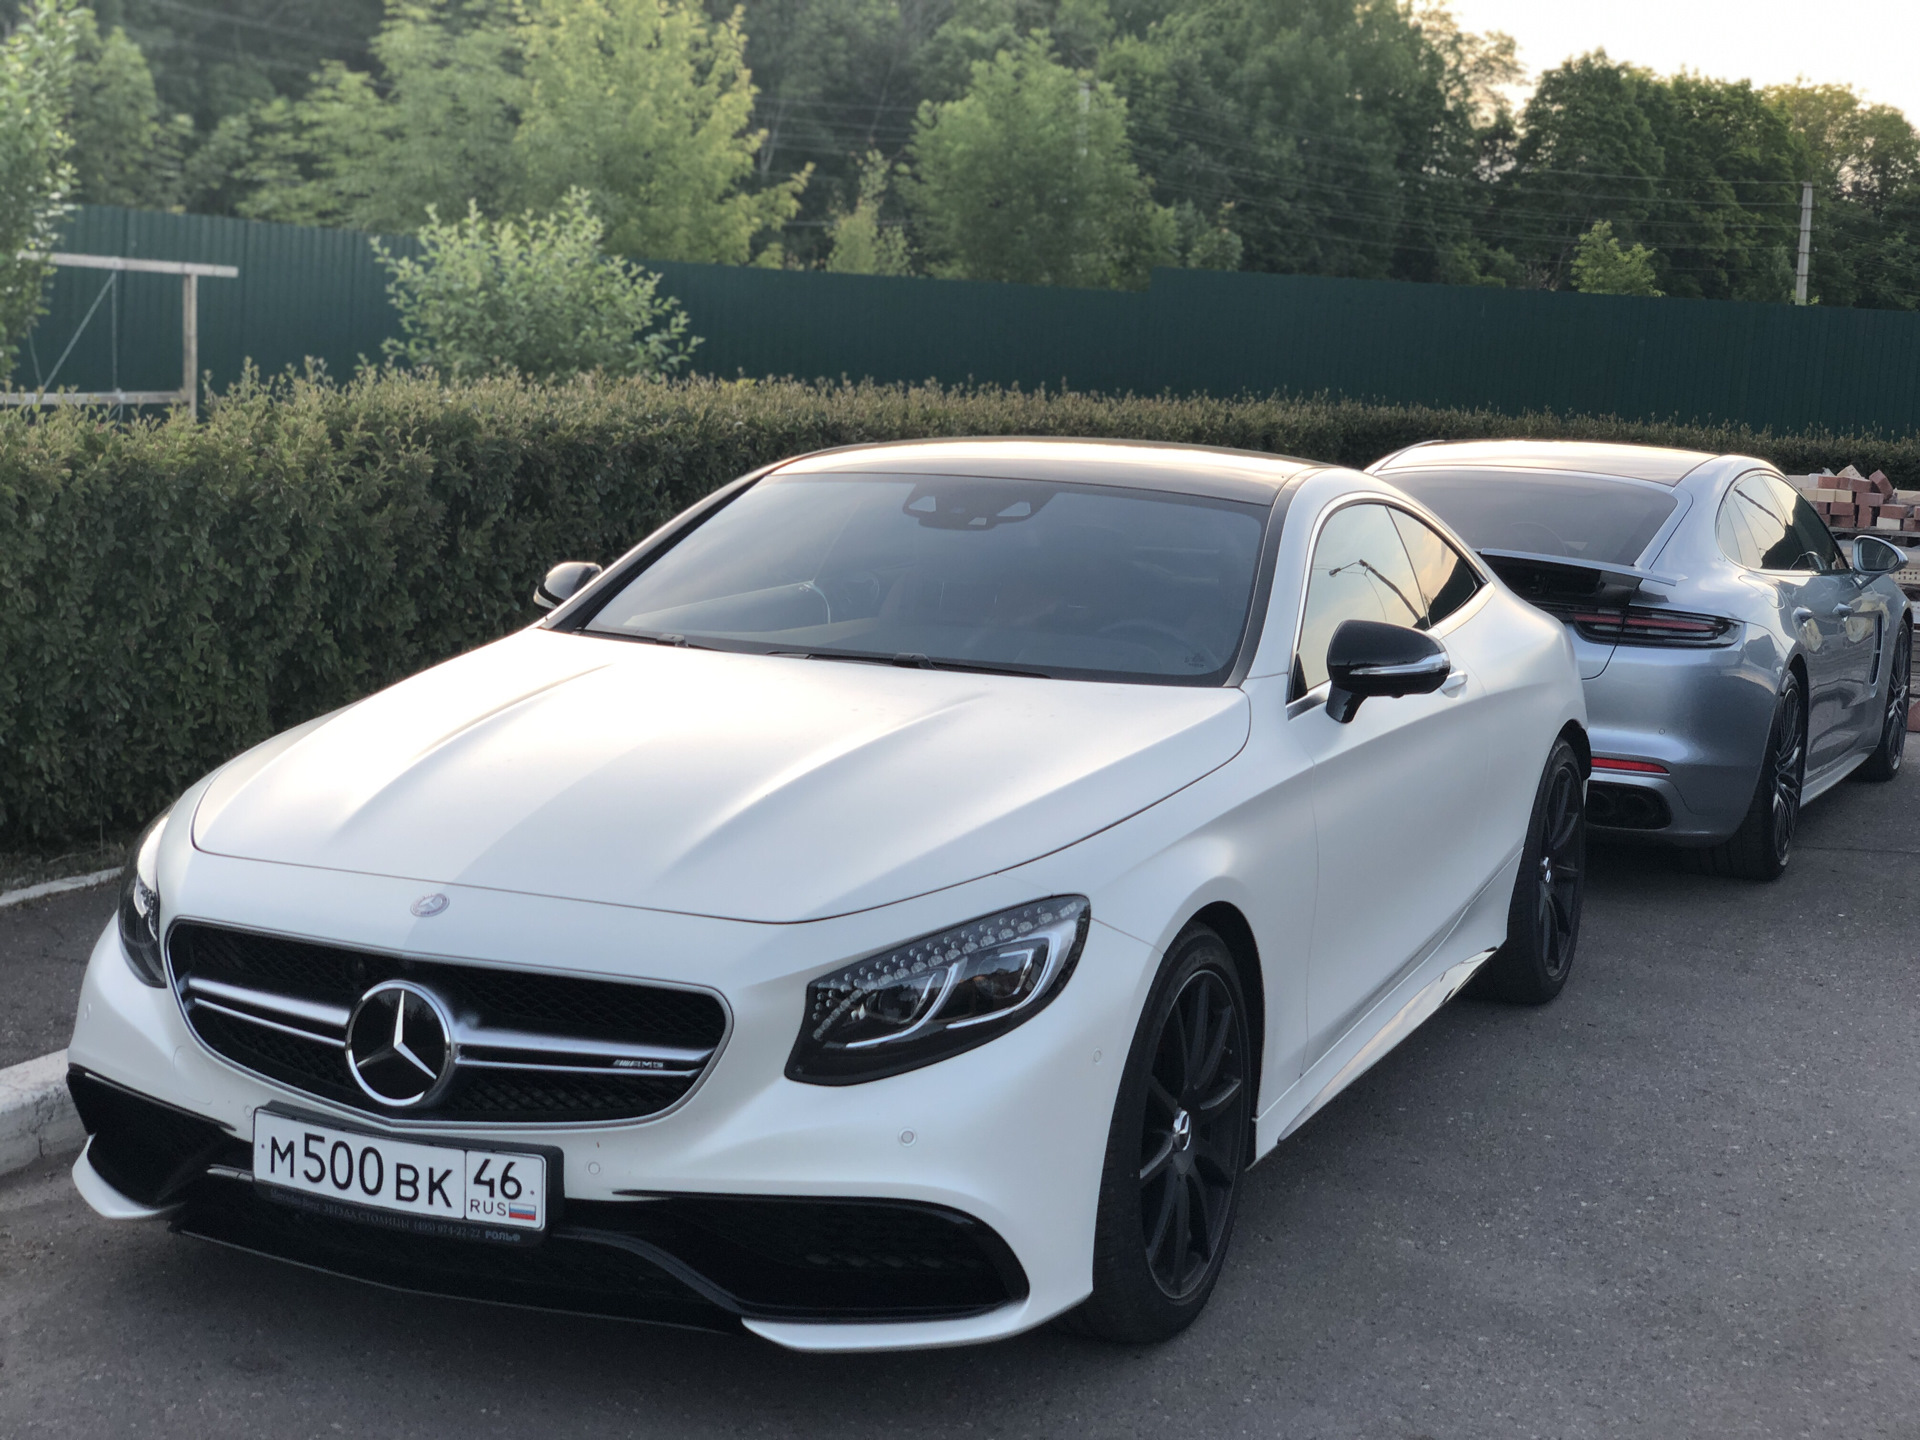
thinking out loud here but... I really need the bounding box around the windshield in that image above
[582,473,1270,683]
[1385,469,1679,566]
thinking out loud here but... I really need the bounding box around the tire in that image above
[1857,623,1911,783]
[1472,737,1586,1005]
[1075,923,1253,1343]
[1687,669,1807,881]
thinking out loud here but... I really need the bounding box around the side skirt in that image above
[1256,947,1496,1153]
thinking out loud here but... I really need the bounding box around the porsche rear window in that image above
[582,472,1268,683]
[1385,469,1679,566]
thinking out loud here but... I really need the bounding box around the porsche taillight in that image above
[1555,605,1736,647]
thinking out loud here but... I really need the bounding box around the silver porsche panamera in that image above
[1370,441,1912,879]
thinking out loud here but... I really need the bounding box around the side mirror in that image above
[1851,534,1907,575]
[1325,620,1451,724]
[534,560,604,611]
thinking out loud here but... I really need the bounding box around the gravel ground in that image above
[0,765,1913,1439]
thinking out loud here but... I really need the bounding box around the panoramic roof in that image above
[1375,440,1717,486]
[772,437,1316,504]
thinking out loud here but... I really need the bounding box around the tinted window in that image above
[1716,476,1828,572]
[1388,508,1483,627]
[1765,475,1843,571]
[584,473,1268,683]
[1294,503,1425,696]
[1386,469,1679,565]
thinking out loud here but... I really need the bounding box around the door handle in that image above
[1440,668,1468,696]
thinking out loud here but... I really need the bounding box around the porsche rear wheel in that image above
[1690,670,1807,881]
[1472,737,1585,1005]
[1076,923,1251,1343]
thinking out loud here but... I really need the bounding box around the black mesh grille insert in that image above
[169,922,726,1125]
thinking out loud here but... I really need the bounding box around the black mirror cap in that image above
[534,561,604,611]
[1851,534,1908,575]
[1324,619,1450,723]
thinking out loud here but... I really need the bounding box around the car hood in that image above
[192,629,1250,923]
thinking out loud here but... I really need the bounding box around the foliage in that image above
[1569,220,1662,297]
[5,367,1915,845]
[0,0,79,384]
[239,0,525,233]
[1497,54,1805,300]
[1767,82,1920,310]
[514,0,804,266]
[63,7,193,208]
[823,151,912,275]
[240,0,801,265]
[1103,0,1513,283]
[905,32,1174,287]
[373,191,697,381]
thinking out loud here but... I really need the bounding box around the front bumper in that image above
[66,853,1158,1350]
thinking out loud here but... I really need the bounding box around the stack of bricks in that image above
[1789,465,1920,532]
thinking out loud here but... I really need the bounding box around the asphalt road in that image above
[0,882,114,1069]
[2,766,1915,1439]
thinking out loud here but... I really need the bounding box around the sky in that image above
[1444,0,1920,119]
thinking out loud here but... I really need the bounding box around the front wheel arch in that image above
[1190,901,1263,1161]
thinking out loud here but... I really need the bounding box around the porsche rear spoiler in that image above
[1476,549,1681,608]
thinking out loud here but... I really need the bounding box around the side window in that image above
[1293,503,1425,696]
[1715,477,1795,571]
[1388,508,1483,628]
[1764,475,1843,572]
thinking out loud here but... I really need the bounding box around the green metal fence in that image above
[14,204,1920,435]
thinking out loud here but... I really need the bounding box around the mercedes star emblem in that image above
[410,893,450,918]
[344,980,455,1108]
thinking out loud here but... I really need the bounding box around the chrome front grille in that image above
[168,922,727,1125]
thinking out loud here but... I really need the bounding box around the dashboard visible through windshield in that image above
[582,472,1271,683]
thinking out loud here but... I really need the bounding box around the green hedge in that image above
[4,369,1917,845]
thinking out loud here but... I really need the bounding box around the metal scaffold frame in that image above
[2,253,240,417]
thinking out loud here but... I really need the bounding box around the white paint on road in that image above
[0,869,118,912]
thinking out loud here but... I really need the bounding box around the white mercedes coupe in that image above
[68,439,1589,1350]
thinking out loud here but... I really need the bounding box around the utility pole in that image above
[1795,181,1813,305]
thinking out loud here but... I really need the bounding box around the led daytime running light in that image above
[788,897,1090,1085]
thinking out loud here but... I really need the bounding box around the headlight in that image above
[787,896,1090,1085]
[117,810,170,986]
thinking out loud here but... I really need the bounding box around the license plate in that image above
[252,1112,547,1232]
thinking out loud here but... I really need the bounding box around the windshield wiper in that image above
[782,647,1051,679]
[617,630,725,651]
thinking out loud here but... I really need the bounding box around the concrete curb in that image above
[0,1050,84,1177]
[0,868,118,911]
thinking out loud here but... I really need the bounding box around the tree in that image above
[824,150,911,273]
[64,7,194,208]
[1568,220,1662,296]
[0,0,79,385]
[1102,0,1512,284]
[1636,73,1803,301]
[514,0,803,265]
[373,189,697,380]
[1495,52,1665,288]
[1767,82,1920,310]
[241,0,801,265]
[239,0,525,233]
[904,32,1173,287]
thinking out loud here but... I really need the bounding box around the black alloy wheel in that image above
[1768,678,1808,858]
[1691,670,1807,881]
[1138,969,1246,1299]
[1859,623,1911,782]
[1076,924,1251,1343]
[1473,736,1586,1004]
